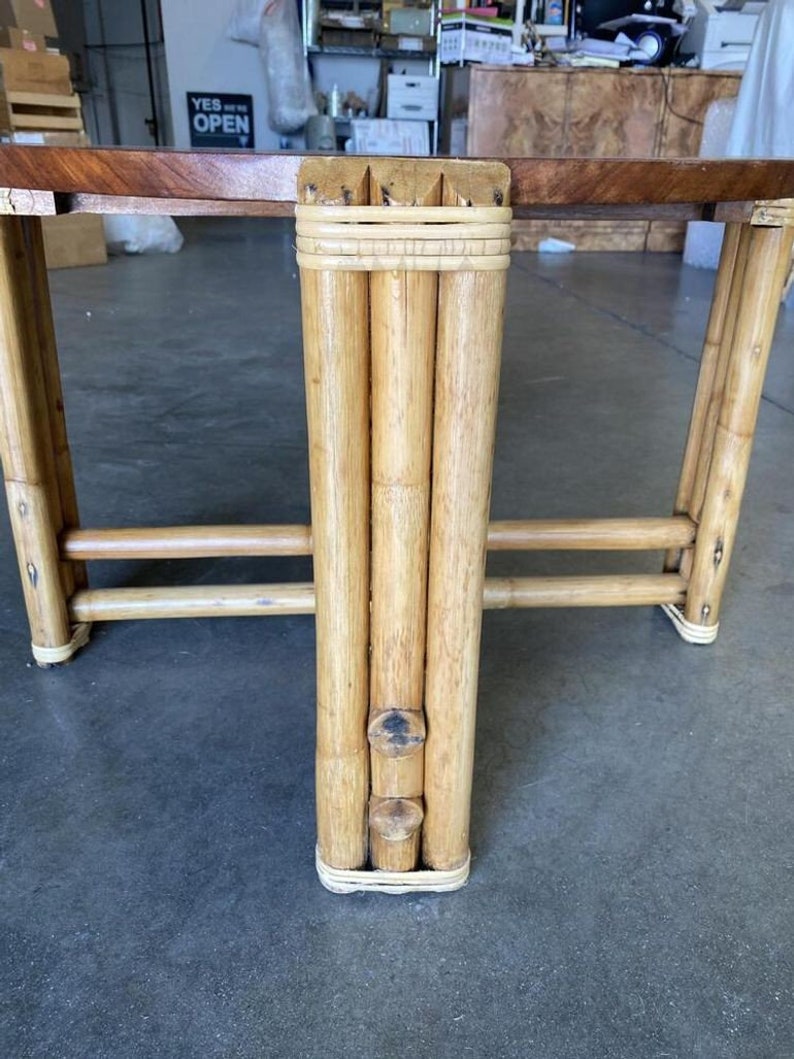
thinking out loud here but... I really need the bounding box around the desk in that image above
[1,148,792,892]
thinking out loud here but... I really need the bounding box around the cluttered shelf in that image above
[300,0,763,157]
[307,43,436,58]
[303,0,441,153]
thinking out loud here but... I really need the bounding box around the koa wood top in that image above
[1,146,794,221]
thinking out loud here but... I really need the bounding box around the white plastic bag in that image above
[228,0,316,133]
[259,0,317,132]
[683,97,736,269]
[227,0,266,45]
[103,215,184,255]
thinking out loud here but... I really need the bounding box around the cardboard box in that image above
[0,47,71,92]
[0,26,45,50]
[380,33,436,53]
[385,7,434,35]
[351,118,430,155]
[42,214,107,270]
[449,117,468,155]
[387,74,438,121]
[440,14,514,65]
[0,0,58,38]
[12,128,89,145]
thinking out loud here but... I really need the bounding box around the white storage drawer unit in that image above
[686,0,762,70]
[387,74,439,121]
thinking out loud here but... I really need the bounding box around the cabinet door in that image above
[566,70,662,157]
[659,70,741,157]
[468,69,569,157]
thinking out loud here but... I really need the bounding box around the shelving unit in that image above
[302,2,441,153]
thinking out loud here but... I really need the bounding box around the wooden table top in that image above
[1,146,793,221]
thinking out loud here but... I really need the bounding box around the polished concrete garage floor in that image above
[2,220,793,1058]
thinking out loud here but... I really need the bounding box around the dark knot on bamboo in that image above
[369,796,424,842]
[368,708,426,759]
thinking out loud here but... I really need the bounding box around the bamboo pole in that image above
[0,215,73,662]
[684,221,794,630]
[298,160,371,871]
[61,524,312,560]
[23,217,87,596]
[666,224,749,577]
[489,516,695,552]
[69,583,315,621]
[367,162,440,872]
[422,164,511,873]
[484,574,687,610]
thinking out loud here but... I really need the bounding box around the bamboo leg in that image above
[422,167,510,871]
[683,222,794,632]
[422,266,507,871]
[298,163,371,871]
[0,216,86,665]
[367,164,440,872]
[298,158,510,890]
[664,223,744,574]
[23,217,87,596]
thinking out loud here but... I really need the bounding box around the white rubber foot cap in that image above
[316,848,470,895]
[660,605,719,645]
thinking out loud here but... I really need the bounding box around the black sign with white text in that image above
[187,92,254,149]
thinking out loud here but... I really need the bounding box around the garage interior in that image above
[1,1,793,1056]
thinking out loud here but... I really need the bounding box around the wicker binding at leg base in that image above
[660,604,719,645]
[31,621,91,666]
[315,848,471,895]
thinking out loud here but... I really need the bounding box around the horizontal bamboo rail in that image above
[68,583,316,622]
[487,517,695,552]
[54,195,757,224]
[59,517,695,563]
[65,572,690,622]
[483,574,687,609]
[61,524,312,560]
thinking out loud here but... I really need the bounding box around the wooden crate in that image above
[12,129,89,146]
[468,66,742,252]
[42,214,107,270]
[4,89,83,132]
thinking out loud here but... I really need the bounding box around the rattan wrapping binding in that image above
[295,204,513,272]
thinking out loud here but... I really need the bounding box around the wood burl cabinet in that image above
[467,66,741,251]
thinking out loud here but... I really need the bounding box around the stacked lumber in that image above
[0,0,104,267]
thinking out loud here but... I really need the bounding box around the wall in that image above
[50,0,88,87]
[160,0,280,151]
[78,0,172,146]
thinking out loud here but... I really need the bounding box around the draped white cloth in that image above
[725,0,794,158]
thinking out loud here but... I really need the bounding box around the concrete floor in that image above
[2,220,793,1057]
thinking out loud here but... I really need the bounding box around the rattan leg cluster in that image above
[296,158,512,892]
[663,206,794,641]
[0,215,89,665]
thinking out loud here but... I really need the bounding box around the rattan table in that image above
[1,148,792,892]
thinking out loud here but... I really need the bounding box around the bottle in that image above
[329,85,342,118]
[547,0,564,23]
